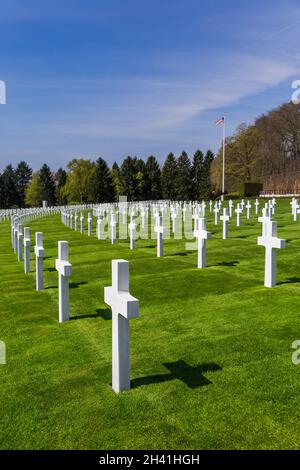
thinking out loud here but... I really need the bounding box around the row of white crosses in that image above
[8,197,292,393]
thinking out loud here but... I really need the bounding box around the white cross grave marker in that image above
[74,214,78,231]
[128,215,137,250]
[235,204,242,227]
[246,201,252,219]
[97,216,103,240]
[104,260,139,393]
[213,205,219,225]
[55,241,72,322]
[229,200,234,218]
[87,214,92,236]
[80,214,84,233]
[34,232,44,291]
[257,220,286,287]
[154,214,164,257]
[258,207,271,237]
[220,208,230,239]
[110,212,117,244]
[17,224,23,262]
[194,216,211,268]
[24,227,31,274]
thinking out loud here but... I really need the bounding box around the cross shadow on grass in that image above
[47,267,56,272]
[213,261,239,267]
[70,281,88,289]
[166,252,188,257]
[70,307,111,321]
[131,360,222,389]
[278,277,300,285]
[45,281,88,290]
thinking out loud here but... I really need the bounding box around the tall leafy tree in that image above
[92,157,115,202]
[25,172,43,207]
[161,153,177,199]
[56,168,68,205]
[15,161,32,207]
[175,151,192,200]
[65,159,95,203]
[144,155,161,200]
[2,164,18,208]
[135,158,146,200]
[39,164,57,206]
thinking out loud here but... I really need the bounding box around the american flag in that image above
[215,116,225,126]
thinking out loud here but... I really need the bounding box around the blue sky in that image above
[0,0,299,170]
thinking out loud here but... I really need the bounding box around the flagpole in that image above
[222,115,226,196]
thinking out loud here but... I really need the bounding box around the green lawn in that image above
[0,199,300,449]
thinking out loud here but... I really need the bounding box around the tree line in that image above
[0,150,214,208]
[211,101,300,194]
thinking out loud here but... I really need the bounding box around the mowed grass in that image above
[0,199,300,450]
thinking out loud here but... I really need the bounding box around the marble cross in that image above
[194,216,211,268]
[257,220,286,287]
[110,212,117,244]
[34,232,44,291]
[80,214,84,233]
[229,200,234,218]
[154,214,164,257]
[245,201,252,219]
[97,216,103,240]
[17,224,23,262]
[23,227,31,274]
[213,205,219,225]
[87,213,92,236]
[74,214,78,231]
[128,215,137,250]
[258,207,271,236]
[220,208,230,239]
[55,241,72,322]
[104,260,139,393]
[235,203,242,227]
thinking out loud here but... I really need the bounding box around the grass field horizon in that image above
[1,199,300,450]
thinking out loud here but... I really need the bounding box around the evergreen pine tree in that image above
[120,156,139,200]
[111,162,122,201]
[202,150,214,198]
[161,153,177,200]
[93,157,115,202]
[144,155,161,200]
[56,168,68,205]
[15,161,32,207]
[175,151,192,200]
[135,158,146,200]
[39,163,57,206]
[192,150,204,200]
[2,164,18,208]
[0,173,4,209]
